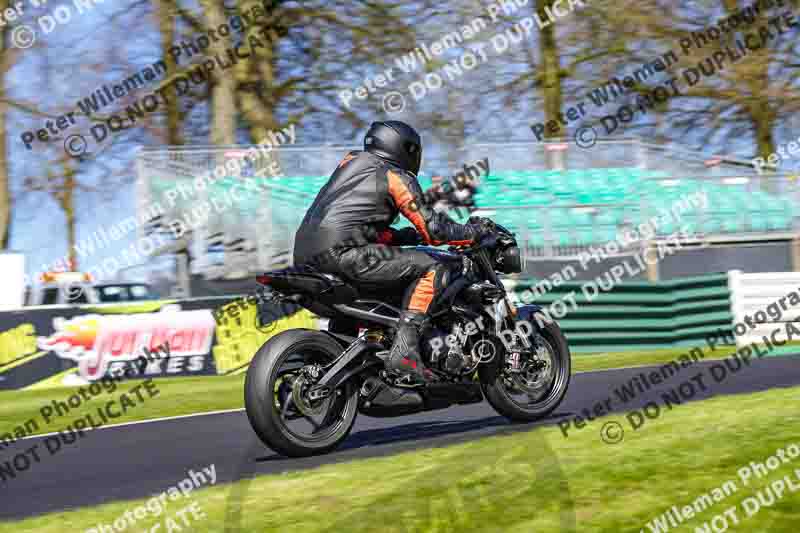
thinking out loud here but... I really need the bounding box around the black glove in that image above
[392,227,423,245]
[468,216,496,238]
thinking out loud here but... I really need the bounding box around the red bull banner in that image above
[0,296,311,390]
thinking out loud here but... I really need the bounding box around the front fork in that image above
[472,247,524,347]
[491,297,547,377]
[491,295,534,350]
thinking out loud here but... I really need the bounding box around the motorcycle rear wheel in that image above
[245,330,359,457]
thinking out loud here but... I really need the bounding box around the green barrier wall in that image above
[508,273,734,353]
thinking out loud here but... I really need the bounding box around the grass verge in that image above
[572,340,800,372]
[2,384,799,532]
[571,345,738,372]
[0,374,245,440]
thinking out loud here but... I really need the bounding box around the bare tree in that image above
[155,0,184,145]
[0,0,18,249]
[230,0,421,142]
[563,0,800,160]
[202,0,237,145]
[22,156,80,268]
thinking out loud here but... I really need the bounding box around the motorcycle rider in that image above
[293,121,493,386]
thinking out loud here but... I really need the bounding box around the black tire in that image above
[480,315,571,422]
[244,329,359,457]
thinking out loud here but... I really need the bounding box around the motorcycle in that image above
[244,220,571,457]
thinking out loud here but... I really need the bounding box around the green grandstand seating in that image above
[148,167,794,247]
[469,169,795,244]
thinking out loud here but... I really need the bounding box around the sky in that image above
[7,0,800,283]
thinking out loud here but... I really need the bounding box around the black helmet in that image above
[364,121,422,175]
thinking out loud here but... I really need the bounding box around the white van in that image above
[25,272,156,306]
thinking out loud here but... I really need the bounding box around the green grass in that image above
[572,340,800,372]
[3,384,799,532]
[571,345,738,372]
[0,374,245,439]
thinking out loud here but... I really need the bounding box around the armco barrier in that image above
[506,273,734,353]
[0,296,316,390]
[727,270,800,348]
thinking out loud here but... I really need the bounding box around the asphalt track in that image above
[2,353,799,521]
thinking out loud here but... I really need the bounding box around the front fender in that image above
[514,304,544,331]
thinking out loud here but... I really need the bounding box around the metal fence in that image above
[136,145,355,278]
[464,139,798,262]
[479,174,799,262]
[136,139,799,278]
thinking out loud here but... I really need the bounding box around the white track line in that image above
[1,408,246,447]
[7,355,797,446]
[0,365,691,446]
[0,365,737,445]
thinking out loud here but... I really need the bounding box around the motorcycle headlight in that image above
[497,245,522,274]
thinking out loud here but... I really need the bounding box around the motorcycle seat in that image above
[262,265,358,303]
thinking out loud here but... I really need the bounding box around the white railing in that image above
[727,270,800,347]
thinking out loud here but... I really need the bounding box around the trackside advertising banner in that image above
[0,297,314,390]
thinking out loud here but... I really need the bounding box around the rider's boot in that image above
[386,310,439,387]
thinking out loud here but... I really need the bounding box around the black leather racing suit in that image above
[293,150,482,315]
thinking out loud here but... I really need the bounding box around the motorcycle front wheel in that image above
[479,314,571,422]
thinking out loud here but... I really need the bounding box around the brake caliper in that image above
[506,333,545,375]
[294,364,332,408]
